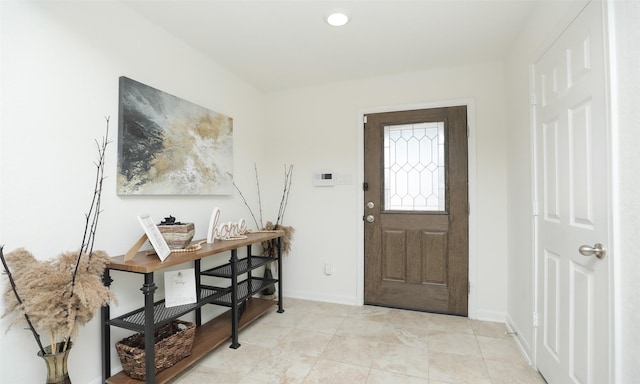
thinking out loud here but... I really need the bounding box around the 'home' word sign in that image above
[206,207,248,243]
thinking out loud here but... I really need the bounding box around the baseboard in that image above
[282,289,360,306]
[505,313,535,366]
[474,308,506,323]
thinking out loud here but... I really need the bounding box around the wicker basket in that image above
[115,320,196,380]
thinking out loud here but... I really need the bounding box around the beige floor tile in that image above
[238,322,293,348]
[335,317,385,339]
[428,351,491,384]
[320,334,378,368]
[371,342,430,379]
[293,312,346,334]
[471,319,510,338]
[285,297,352,317]
[237,377,273,384]
[347,305,391,323]
[276,328,333,358]
[378,322,430,350]
[477,335,528,365]
[428,330,482,357]
[365,369,430,384]
[198,341,270,375]
[247,348,318,384]
[427,313,474,334]
[485,359,548,384]
[259,306,306,328]
[172,299,546,384]
[385,308,431,329]
[302,358,370,384]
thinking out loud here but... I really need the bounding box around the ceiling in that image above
[124,0,548,92]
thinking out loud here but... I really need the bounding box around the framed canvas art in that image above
[117,76,233,195]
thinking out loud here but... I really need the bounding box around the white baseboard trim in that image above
[282,290,360,306]
[474,309,506,323]
[505,313,535,366]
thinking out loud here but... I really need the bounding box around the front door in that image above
[534,2,611,383]
[363,106,468,315]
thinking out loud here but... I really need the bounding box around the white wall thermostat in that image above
[313,171,335,187]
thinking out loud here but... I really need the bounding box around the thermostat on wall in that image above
[313,172,335,187]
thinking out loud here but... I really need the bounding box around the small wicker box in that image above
[157,223,195,249]
[115,320,196,380]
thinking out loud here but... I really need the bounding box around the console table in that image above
[101,231,284,384]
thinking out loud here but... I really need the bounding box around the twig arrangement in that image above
[231,164,295,256]
[1,117,115,355]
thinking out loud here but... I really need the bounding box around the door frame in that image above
[357,98,478,319]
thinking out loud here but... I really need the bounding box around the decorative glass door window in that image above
[383,122,445,211]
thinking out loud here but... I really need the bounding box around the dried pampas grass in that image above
[2,248,115,346]
[261,221,295,257]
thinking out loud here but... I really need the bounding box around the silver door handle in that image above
[366,215,375,223]
[578,243,606,259]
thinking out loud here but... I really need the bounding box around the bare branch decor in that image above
[231,164,295,257]
[1,118,116,383]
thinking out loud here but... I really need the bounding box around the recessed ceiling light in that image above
[326,11,350,27]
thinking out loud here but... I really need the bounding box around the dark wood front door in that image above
[364,106,468,315]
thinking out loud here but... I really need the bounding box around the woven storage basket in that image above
[115,320,195,380]
[157,223,195,249]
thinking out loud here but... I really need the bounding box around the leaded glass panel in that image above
[383,122,445,211]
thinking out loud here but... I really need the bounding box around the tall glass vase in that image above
[37,343,72,384]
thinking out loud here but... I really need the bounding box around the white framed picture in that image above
[137,214,172,261]
[164,268,197,307]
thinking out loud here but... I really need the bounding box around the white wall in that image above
[0,2,267,383]
[609,1,640,381]
[263,61,509,320]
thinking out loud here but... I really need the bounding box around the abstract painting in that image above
[117,76,233,195]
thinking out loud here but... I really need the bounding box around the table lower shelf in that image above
[105,298,276,384]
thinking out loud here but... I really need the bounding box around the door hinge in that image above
[363,115,368,124]
[363,182,369,191]
[532,201,539,216]
[530,92,537,106]
[533,312,539,327]
[466,124,470,138]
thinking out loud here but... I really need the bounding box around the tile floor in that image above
[175,298,547,384]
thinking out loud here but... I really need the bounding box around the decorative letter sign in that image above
[207,207,248,243]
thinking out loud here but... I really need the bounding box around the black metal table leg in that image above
[195,259,202,326]
[101,269,113,383]
[142,272,157,383]
[229,249,240,349]
[277,236,284,314]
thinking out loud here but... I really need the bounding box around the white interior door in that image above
[534,2,611,384]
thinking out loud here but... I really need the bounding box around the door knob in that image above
[366,215,375,223]
[578,243,606,259]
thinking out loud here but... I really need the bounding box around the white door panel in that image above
[534,2,610,384]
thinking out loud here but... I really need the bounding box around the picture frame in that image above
[117,76,234,195]
[137,214,172,262]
